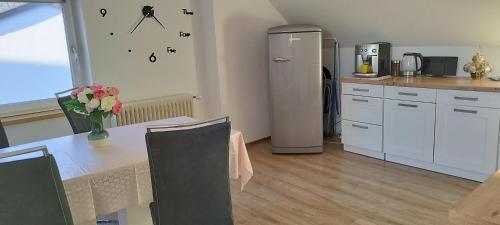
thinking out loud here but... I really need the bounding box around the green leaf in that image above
[103,111,112,118]
[63,99,88,115]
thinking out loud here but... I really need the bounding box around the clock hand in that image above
[130,15,146,34]
[151,15,166,29]
[130,7,154,34]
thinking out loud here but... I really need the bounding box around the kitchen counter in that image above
[341,75,500,182]
[449,170,500,225]
[339,75,394,85]
[341,75,500,93]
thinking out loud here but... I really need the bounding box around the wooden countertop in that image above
[450,171,500,225]
[341,75,500,93]
[339,75,394,85]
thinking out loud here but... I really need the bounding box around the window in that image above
[0,1,77,116]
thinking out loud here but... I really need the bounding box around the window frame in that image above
[0,0,91,118]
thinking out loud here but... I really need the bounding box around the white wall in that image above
[204,0,287,142]
[191,0,222,119]
[78,0,202,117]
[340,46,500,77]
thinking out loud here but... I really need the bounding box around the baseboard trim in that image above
[246,137,271,146]
[385,154,490,182]
[344,145,385,160]
[272,146,323,154]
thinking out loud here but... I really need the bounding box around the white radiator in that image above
[116,94,194,126]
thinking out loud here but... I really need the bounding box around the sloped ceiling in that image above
[268,0,500,48]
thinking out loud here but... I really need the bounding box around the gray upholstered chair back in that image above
[56,89,91,134]
[0,146,74,225]
[0,120,8,149]
[145,117,234,225]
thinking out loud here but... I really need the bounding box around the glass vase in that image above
[88,113,109,143]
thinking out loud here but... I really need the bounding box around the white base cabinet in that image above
[341,82,500,181]
[434,104,500,175]
[383,99,436,163]
[341,83,384,158]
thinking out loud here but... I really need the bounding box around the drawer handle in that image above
[454,108,478,114]
[353,88,369,92]
[454,96,479,101]
[352,98,369,103]
[272,57,290,63]
[352,124,369,130]
[398,92,418,97]
[398,103,418,108]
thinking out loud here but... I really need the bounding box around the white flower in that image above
[86,98,100,110]
[77,88,93,104]
[101,96,117,112]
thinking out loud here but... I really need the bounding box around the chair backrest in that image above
[0,120,9,148]
[56,89,91,134]
[0,146,74,225]
[145,117,234,225]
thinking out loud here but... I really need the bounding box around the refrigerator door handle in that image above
[272,57,290,63]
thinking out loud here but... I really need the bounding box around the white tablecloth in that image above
[0,117,253,225]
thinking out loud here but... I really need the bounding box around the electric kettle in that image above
[401,53,424,76]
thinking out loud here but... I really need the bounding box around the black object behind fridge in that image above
[422,57,458,76]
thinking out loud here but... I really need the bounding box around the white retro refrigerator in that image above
[268,25,323,154]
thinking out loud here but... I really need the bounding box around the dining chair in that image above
[145,116,234,225]
[0,120,9,148]
[56,88,92,134]
[0,146,74,225]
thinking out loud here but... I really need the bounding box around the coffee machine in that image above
[353,42,391,78]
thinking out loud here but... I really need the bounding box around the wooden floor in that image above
[229,140,479,225]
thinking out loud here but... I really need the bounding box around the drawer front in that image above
[437,89,500,108]
[342,120,382,152]
[385,86,437,103]
[342,95,383,125]
[342,83,383,98]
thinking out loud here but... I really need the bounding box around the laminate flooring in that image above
[229,140,479,225]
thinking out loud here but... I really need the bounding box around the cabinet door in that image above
[384,99,436,162]
[435,104,500,174]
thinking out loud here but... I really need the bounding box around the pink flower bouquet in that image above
[64,84,123,142]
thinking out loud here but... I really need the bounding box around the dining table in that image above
[0,117,253,225]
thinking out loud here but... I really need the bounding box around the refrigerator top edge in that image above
[268,24,322,34]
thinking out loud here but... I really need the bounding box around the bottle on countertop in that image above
[392,60,401,76]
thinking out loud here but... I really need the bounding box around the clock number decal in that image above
[182,9,194,15]
[179,32,191,38]
[100,8,107,17]
[149,53,157,63]
[167,47,177,54]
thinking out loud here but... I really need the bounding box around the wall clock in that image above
[97,5,194,63]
